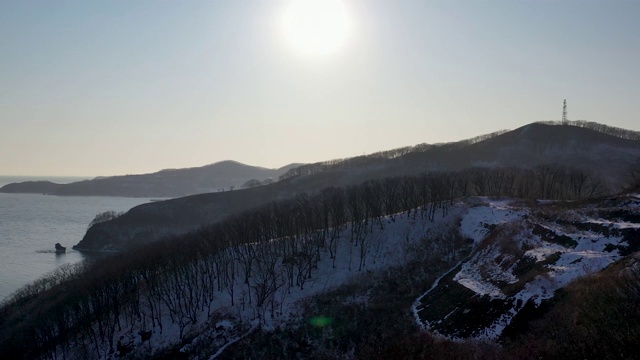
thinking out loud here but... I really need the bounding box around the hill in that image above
[0,161,300,198]
[3,182,638,358]
[281,121,640,190]
[75,122,640,252]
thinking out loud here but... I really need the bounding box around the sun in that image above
[282,0,350,57]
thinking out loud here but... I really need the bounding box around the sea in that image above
[0,176,157,303]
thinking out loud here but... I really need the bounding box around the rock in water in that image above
[55,243,66,253]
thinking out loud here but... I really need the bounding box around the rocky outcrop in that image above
[54,243,66,253]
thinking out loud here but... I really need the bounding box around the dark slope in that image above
[502,251,640,359]
[370,123,640,183]
[279,123,640,187]
[73,170,357,251]
[75,123,640,251]
[0,161,301,198]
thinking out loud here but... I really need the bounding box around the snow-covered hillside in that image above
[58,194,639,358]
[83,204,469,358]
[413,194,640,340]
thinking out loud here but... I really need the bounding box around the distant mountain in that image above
[0,161,301,198]
[75,122,640,252]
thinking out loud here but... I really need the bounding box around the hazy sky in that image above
[2,0,639,176]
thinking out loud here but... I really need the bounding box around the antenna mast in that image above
[562,99,568,124]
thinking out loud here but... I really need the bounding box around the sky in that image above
[1,0,639,176]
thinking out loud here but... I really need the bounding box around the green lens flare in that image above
[309,316,333,327]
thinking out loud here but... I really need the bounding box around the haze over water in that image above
[0,176,154,302]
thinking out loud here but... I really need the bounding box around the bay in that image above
[0,176,157,303]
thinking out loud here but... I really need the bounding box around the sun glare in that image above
[282,0,350,57]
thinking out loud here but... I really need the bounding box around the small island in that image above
[54,243,66,254]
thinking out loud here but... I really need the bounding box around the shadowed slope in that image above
[75,123,640,251]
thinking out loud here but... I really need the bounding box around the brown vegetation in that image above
[503,256,640,360]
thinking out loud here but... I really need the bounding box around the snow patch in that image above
[416,195,637,341]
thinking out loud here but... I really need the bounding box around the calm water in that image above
[0,176,156,303]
